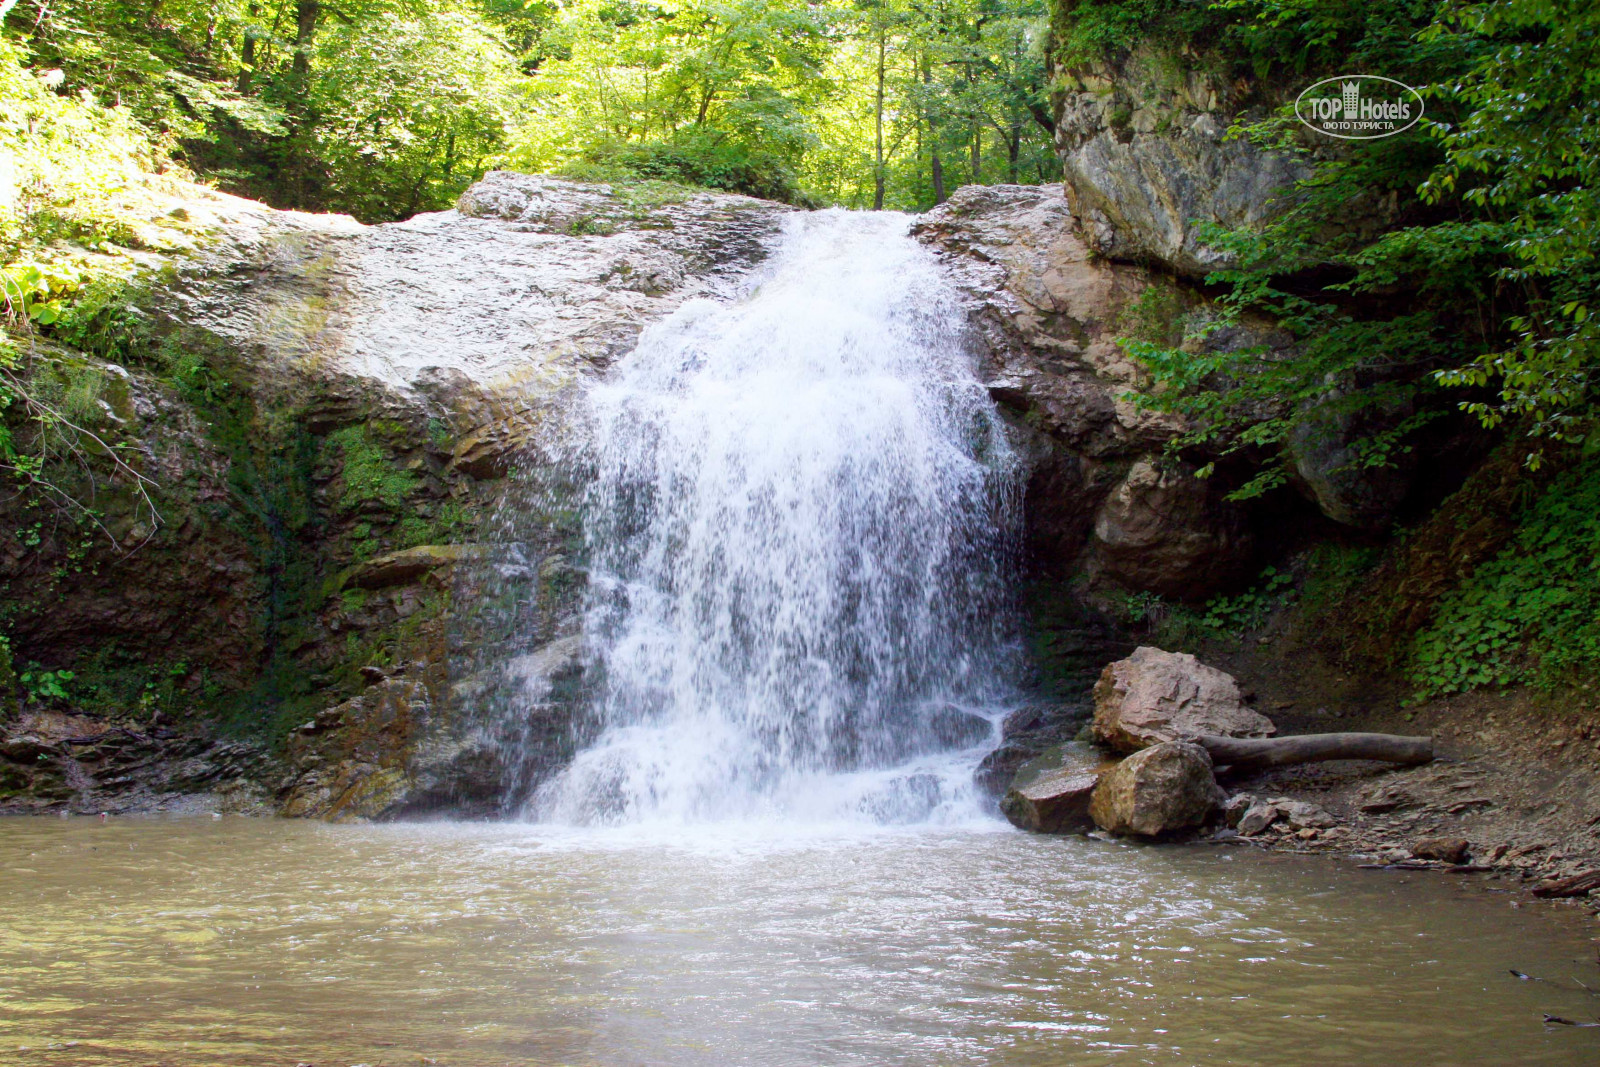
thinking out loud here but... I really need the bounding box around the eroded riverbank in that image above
[3,816,1599,1066]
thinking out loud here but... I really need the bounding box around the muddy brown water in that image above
[1,817,1597,1066]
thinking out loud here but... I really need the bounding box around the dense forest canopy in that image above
[0,0,1592,504]
[2,0,1058,219]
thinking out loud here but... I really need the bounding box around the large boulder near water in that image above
[1088,741,1223,837]
[1093,646,1275,753]
[998,741,1117,833]
[1002,769,1100,833]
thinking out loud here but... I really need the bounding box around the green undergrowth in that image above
[1409,451,1600,700]
[1110,544,1382,653]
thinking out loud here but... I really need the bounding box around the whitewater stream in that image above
[3,212,1597,1066]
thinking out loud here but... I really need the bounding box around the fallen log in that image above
[1192,732,1433,770]
[1530,869,1600,899]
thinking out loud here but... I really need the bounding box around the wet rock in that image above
[280,666,442,820]
[1088,740,1222,837]
[1001,768,1101,834]
[1092,646,1275,753]
[0,711,275,815]
[925,707,994,750]
[976,702,1096,794]
[1412,836,1470,865]
[1084,457,1254,600]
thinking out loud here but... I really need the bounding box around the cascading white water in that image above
[531,210,1022,826]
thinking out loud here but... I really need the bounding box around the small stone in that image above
[1277,799,1337,830]
[1222,792,1255,828]
[1236,802,1280,836]
[1412,836,1470,865]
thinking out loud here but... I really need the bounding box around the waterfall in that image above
[529,209,1021,826]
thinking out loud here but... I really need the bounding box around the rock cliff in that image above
[0,173,788,818]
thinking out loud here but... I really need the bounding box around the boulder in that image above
[1088,740,1223,837]
[1092,646,1275,753]
[1084,457,1254,600]
[976,701,1103,795]
[1288,390,1418,530]
[1001,768,1101,834]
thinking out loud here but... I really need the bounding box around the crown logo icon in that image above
[1342,81,1360,114]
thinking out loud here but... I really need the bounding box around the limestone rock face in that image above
[911,185,1192,589]
[911,187,1276,601]
[0,711,274,816]
[1053,48,1313,277]
[1088,740,1222,837]
[1093,646,1276,753]
[1085,456,1253,600]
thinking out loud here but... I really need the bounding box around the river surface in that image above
[2,816,1597,1066]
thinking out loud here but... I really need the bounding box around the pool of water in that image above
[1,817,1597,1066]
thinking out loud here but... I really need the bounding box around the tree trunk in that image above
[922,53,944,204]
[1194,732,1434,770]
[873,29,886,211]
[969,118,980,182]
[236,3,259,94]
[293,0,319,84]
[287,0,322,208]
[1007,123,1019,183]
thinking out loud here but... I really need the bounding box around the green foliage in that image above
[10,0,1060,219]
[1052,0,1219,67]
[0,36,167,261]
[1112,565,1297,649]
[19,664,73,703]
[1114,0,1600,490]
[507,0,1060,209]
[297,6,527,220]
[1410,453,1600,699]
[0,631,16,708]
[559,130,806,204]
